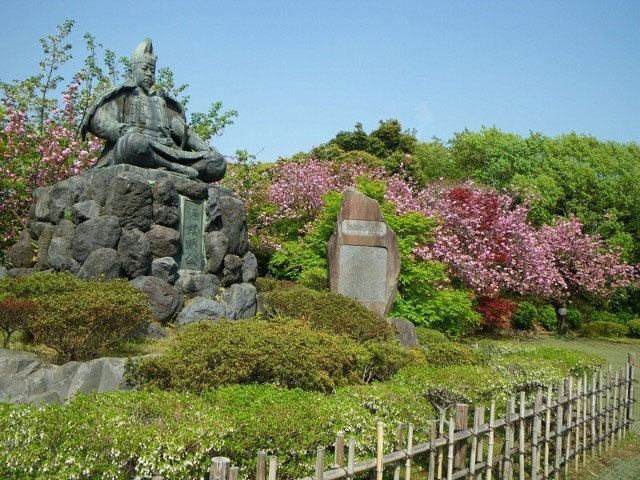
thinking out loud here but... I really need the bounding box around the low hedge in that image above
[627,319,640,338]
[128,319,426,393]
[264,286,396,342]
[415,327,448,345]
[422,342,478,368]
[0,342,607,479]
[580,321,629,338]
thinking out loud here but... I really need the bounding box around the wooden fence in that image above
[154,353,636,480]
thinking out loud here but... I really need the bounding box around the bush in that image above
[628,319,640,338]
[422,342,478,368]
[615,311,635,325]
[264,286,395,342]
[476,297,517,329]
[580,321,629,338]
[588,311,619,324]
[513,302,537,329]
[254,276,296,293]
[415,327,448,345]
[129,319,420,393]
[297,267,329,291]
[538,305,557,331]
[0,271,83,300]
[565,308,583,330]
[0,298,37,347]
[31,279,152,362]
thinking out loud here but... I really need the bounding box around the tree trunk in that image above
[556,302,568,334]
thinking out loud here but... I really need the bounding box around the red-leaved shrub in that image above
[476,297,517,330]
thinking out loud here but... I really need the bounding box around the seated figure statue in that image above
[81,38,226,182]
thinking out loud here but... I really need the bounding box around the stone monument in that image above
[327,188,400,316]
[4,39,257,325]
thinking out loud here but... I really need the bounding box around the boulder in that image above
[0,265,8,279]
[204,187,222,231]
[388,318,419,348]
[5,230,35,269]
[176,179,208,200]
[152,179,180,228]
[205,231,228,273]
[72,215,122,264]
[34,187,53,222]
[36,224,56,269]
[118,228,151,278]
[223,283,257,320]
[177,271,219,298]
[241,251,258,283]
[77,248,122,280]
[9,268,37,278]
[223,254,242,286]
[30,221,51,239]
[145,225,180,258]
[47,176,90,223]
[151,257,179,284]
[105,172,153,231]
[47,220,78,272]
[220,196,248,255]
[175,297,227,327]
[130,276,183,323]
[72,200,101,224]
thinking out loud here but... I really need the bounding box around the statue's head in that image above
[131,38,157,93]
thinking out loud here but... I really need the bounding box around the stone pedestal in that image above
[327,188,400,316]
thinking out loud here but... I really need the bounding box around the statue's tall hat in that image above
[132,38,157,65]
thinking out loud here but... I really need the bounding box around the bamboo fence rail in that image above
[154,353,636,480]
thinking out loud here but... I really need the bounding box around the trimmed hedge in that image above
[128,319,426,393]
[627,319,640,338]
[415,327,449,345]
[422,342,478,368]
[264,286,395,342]
[580,321,629,338]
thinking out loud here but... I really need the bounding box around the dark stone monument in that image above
[5,39,257,326]
[327,188,400,316]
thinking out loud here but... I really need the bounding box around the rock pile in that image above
[4,164,257,325]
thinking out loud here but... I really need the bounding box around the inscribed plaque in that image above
[179,198,205,271]
[337,245,388,302]
[341,219,387,237]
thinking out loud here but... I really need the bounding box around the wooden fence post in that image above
[335,432,344,468]
[554,381,564,480]
[476,406,485,480]
[405,423,413,480]
[446,416,455,480]
[598,369,604,455]
[504,395,515,480]
[564,377,572,477]
[268,455,278,480]
[518,391,525,480]
[453,404,468,471]
[628,353,636,432]
[531,389,542,480]
[210,457,230,480]
[469,407,481,480]
[575,378,582,473]
[229,467,239,480]
[582,373,588,467]
[347,437,355,479]
[376,422,384,480]
[544,385,552,479]
[486,401,495,480]
[256,451,266,480]
[394,422,403,480]
[590,372,597,458]
[428,420,436,480]
[315,447,325,480]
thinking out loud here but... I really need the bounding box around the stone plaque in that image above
[327,187,400,316]
[338,245,388,301]
[341,219,387,237]
[179,197,205,270]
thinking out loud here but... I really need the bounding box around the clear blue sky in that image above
[1,0,638,162]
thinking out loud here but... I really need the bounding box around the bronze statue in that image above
[81,38,226,182]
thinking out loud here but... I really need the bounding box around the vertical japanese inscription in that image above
[180,198,205,271]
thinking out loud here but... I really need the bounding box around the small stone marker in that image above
[327,187,400,315]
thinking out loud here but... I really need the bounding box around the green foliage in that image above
[264,286,395,343]
[128,319,421,393]
[422,342,478,368]
[254,276,296,293]
[0,271,83,300]
[0,299,36,347]
[415,327,449,345]
[328,120,416,161]
[30,279,152,362]
[537,305,558,331]
[627,319,640,338]
[190,101,239,142]
[588,311,619,324]
[580,321,630,338]
[565,308,583,330]
[394,288,481,337]
[297,266,329,291]
[513,301,537,330]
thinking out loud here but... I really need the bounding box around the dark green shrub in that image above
[254,276,296,293]
[297,267,329,291]
[513,302,537,329]
[31,279,152,362]
[580,321,629,338]
[415,327,448,345]
[538,305,557,331]
[423,342,478,368]
[361,341,427,382]
[264,286,395,342]
[130,319,362,393]
[626,319,640,338]
[588,311,619,324]
[565,308,583,330]
[615,311,635,325]
[0,271,83,300]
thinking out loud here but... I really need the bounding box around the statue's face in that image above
[133,62,155,93]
